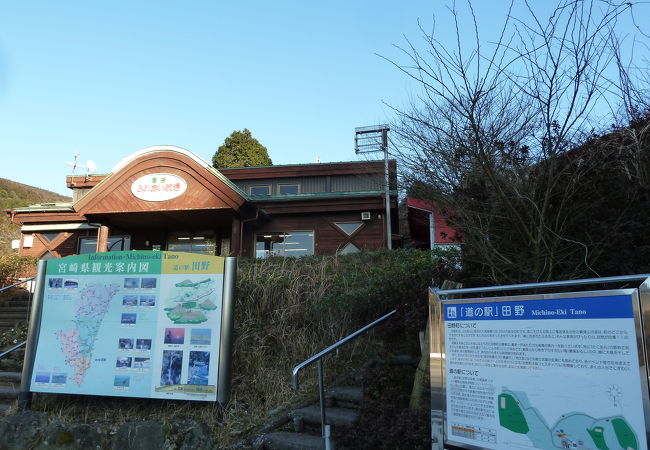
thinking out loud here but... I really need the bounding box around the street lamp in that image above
[354,125,392,250]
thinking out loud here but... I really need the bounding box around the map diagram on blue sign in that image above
[163,278,218,324]
[498,388,639,450]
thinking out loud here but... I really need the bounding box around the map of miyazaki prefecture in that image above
[498,389,639,450]
[55,283,120,386]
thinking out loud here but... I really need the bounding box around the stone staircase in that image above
[259,386,363,449]
[0,287,32,331]
[0,286,28,417]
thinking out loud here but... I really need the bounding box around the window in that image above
[250,185,271,195]
[256,231,314,258]
[79,236,131,254]
[167,233,216,255]
[40,251,57,261]
[334,222,363,236]
[278,184,300,195]
[338,243,360,255]
[39,232,61,242]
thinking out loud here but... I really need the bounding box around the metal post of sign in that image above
[19,260,48,409]
[429,288,445,450]
[217,257,237,403]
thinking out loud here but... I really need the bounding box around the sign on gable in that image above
[131,173,187,202]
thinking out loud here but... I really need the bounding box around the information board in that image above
[29,251,229,401]
[441,291,648,450]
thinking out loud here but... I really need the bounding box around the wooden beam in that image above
[96,225,109,252]
[231,217,241,257]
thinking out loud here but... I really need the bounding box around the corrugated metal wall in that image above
[330,174,384,192]
[231,174,386,195]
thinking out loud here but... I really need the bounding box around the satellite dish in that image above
[86,160,97,173]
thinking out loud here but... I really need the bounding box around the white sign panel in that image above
[131,173,187,201]
[442,293,647,450]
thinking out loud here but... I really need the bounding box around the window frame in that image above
[277,184,300,195]
[250,185,271,195]
[255,230,314,258]
[78,235,131,254]
[333,221,364,237]
[166,231,216,255]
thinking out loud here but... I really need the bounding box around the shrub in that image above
[0,254,37,285]
[0,323,28,350]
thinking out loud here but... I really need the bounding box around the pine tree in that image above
[212,129,272,168]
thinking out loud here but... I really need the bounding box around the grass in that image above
[3,249,458,447]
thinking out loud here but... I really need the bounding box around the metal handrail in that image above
[435,273,650,297]
[292,309,397,389]
[0,341,26,360]
[291,309,397,450]
[0,277,36,293]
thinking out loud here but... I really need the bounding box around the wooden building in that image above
[7,146,398,259]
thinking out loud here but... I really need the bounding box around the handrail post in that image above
[317,359,331,449]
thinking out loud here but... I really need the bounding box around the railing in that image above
[0,277,35,361]
[1,277,36,293]
[292,309,397,450]
[0,341,26,360]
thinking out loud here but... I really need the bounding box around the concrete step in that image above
[0,313,29,320]
[0,402,16,416]
[0,361,24,373]
[0,299,31,307]
[0,386,19,400]
[0,305,29,314]
[0,372,21,384]
[326,386,363,404]
[290,405,359,429]
[262,432,324,450]
[0,300,30,308]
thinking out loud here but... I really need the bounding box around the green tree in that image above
[212,129,272,168]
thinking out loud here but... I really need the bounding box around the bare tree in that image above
[386,0,649,285]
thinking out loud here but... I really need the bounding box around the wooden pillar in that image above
[96,225,109,253]
[231,217,241,257]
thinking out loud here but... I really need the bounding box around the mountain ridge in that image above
[0,177,72,253]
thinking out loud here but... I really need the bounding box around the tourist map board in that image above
[29,251,226,401]
[442,291,648,450]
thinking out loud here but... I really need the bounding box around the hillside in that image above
[0,178,70,210]
[0,178,71,253]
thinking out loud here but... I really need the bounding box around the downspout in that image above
[429,212,435,250]
[240,208,261,257]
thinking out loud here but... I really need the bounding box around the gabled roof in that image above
[73,146,249,215]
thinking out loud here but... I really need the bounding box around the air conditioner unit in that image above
[23,235,34,248]
[361,211,371,221]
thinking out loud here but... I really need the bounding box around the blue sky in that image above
[0,1,647,196]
